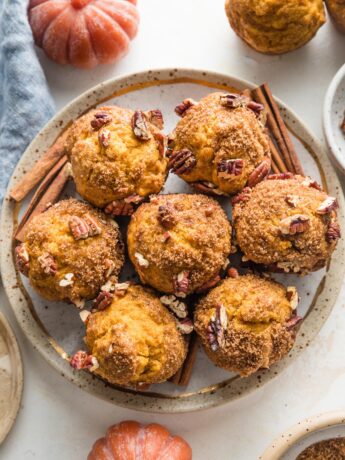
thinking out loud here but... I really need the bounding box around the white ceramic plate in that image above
[2,69,345,413]
[260,411,345,459]
[323,63,345,173]
[0,312,23,445]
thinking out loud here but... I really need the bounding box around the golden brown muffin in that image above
[70,285,188,386]
[232,174,341,274]
[15,199,124,307]
[225,0,326,54]
[194,272,300,376]
[297,438,345,459]
[65,105,168,211]
[326,0,345,33]
[168,92,270,196]
[127,194,231,296]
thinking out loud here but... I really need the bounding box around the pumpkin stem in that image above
[71,0,92,9]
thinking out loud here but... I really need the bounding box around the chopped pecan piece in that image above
[217,159,244,179]
[104,195,144,216]
[153,131,167,157]
[285,315,303,331]
[38,252,57,276]
[247,100,264,117]
[174,271,190,297]
[192,181,227,196]
[195,275,221,293]
[301,177,322,190]
[84,214,102,236]
[98,129,111,147]
[316,197,338,215]
[79,310,91,323]
[70,351,99,371]
[227,267,239,278]
[59,272,74,287]
[279,214,310,236]
[162,231,171,242]
[160,295,188,319]
[285,195,300,208]
[168,149,196,175]
[131,110,150,141]
[231,187,252,205]
[94,291,113,310]
[286,286,299,310]
[326,221,341,243]
[69,216,90,240]
[267,172,294,181]
[207,304,228,352]
[114,282,130,296]
[177,318,194,335]
[220,93,248,108]
[158,203,176,229]
[15,244,30,276]
[91,111,112,130]
[135,252,149,268]
[144,109,164,129]
[174,98,197,117]
[104,259,115,277]
[247,158,270,188]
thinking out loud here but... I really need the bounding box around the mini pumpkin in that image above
[28,0,139,69]
[88,421,193,460]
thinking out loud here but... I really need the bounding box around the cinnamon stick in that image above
[170,333,199,386]
[268,138,288,173]
[10,129,70,202]
[262,84,304,176]
[14,155,68,240]
[15,162,72,242]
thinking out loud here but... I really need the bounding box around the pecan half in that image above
[98,129,111,147]
[227,267,239,278]
[267,172,294,181]
[144,109,164,129]
[174,98,197,117]
[177,318,194,334]
[160,295,188,319]
[131,110,150,141]
[38,252,57,276]
[104,195,143,217]
[326,221,341,243]
[15,244,30,276]
[220,93,248,108]
[217,159,244,179]
[207,304,228,352]
[285,195,300,208]
[231,187,252,205]
[174,271,190,298]
[247,100,264,118]
[83,214,102,236]
[286,286,299,310]
[247,158,270,188]
[279,215,310,236]
[69,216,90,240]
[70,351,99,371]
[195,275,221,293]
[192,181,227,196]
[94,291,113,310]
[316,197,338,215]
[168,149,196,175]
[158,203,176,229]
[91,111,112,130]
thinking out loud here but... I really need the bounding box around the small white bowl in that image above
[323,63,345,174]
[260,411,345,459]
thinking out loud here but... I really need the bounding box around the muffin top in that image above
[194,273,299,376]
[65,105,168,208]
[169,92,270,195]
[127,193,231,296]
[297,438,345,460]
[83,285,187,386]
[232,175,340,273]
[17,198,124,306]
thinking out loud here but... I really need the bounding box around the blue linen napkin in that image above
[0,0,55,202]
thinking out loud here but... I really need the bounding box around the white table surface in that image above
[2,1,345,459]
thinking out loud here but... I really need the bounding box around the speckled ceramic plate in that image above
[0,312,23,445]
[260,411,345,459]
[1,69,345,413]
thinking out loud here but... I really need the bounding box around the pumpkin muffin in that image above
[65,105,167,212]
[232,174,341,274]
[70,285,188,386]
[168,92,270,196]
[194,272,300,376]
[326,0,345,33]
[297,438,345,459]
[225,0,326,54]
[15,199,124,308]
[127,194,231,296]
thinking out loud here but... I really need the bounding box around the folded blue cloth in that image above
[0,0,55,202]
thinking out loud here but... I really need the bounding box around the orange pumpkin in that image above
[88,421,193,460]
[28,0,139,69]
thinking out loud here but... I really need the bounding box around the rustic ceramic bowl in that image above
[323,63,345,173]
[2,69,345,413]
[260,411,345,459]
